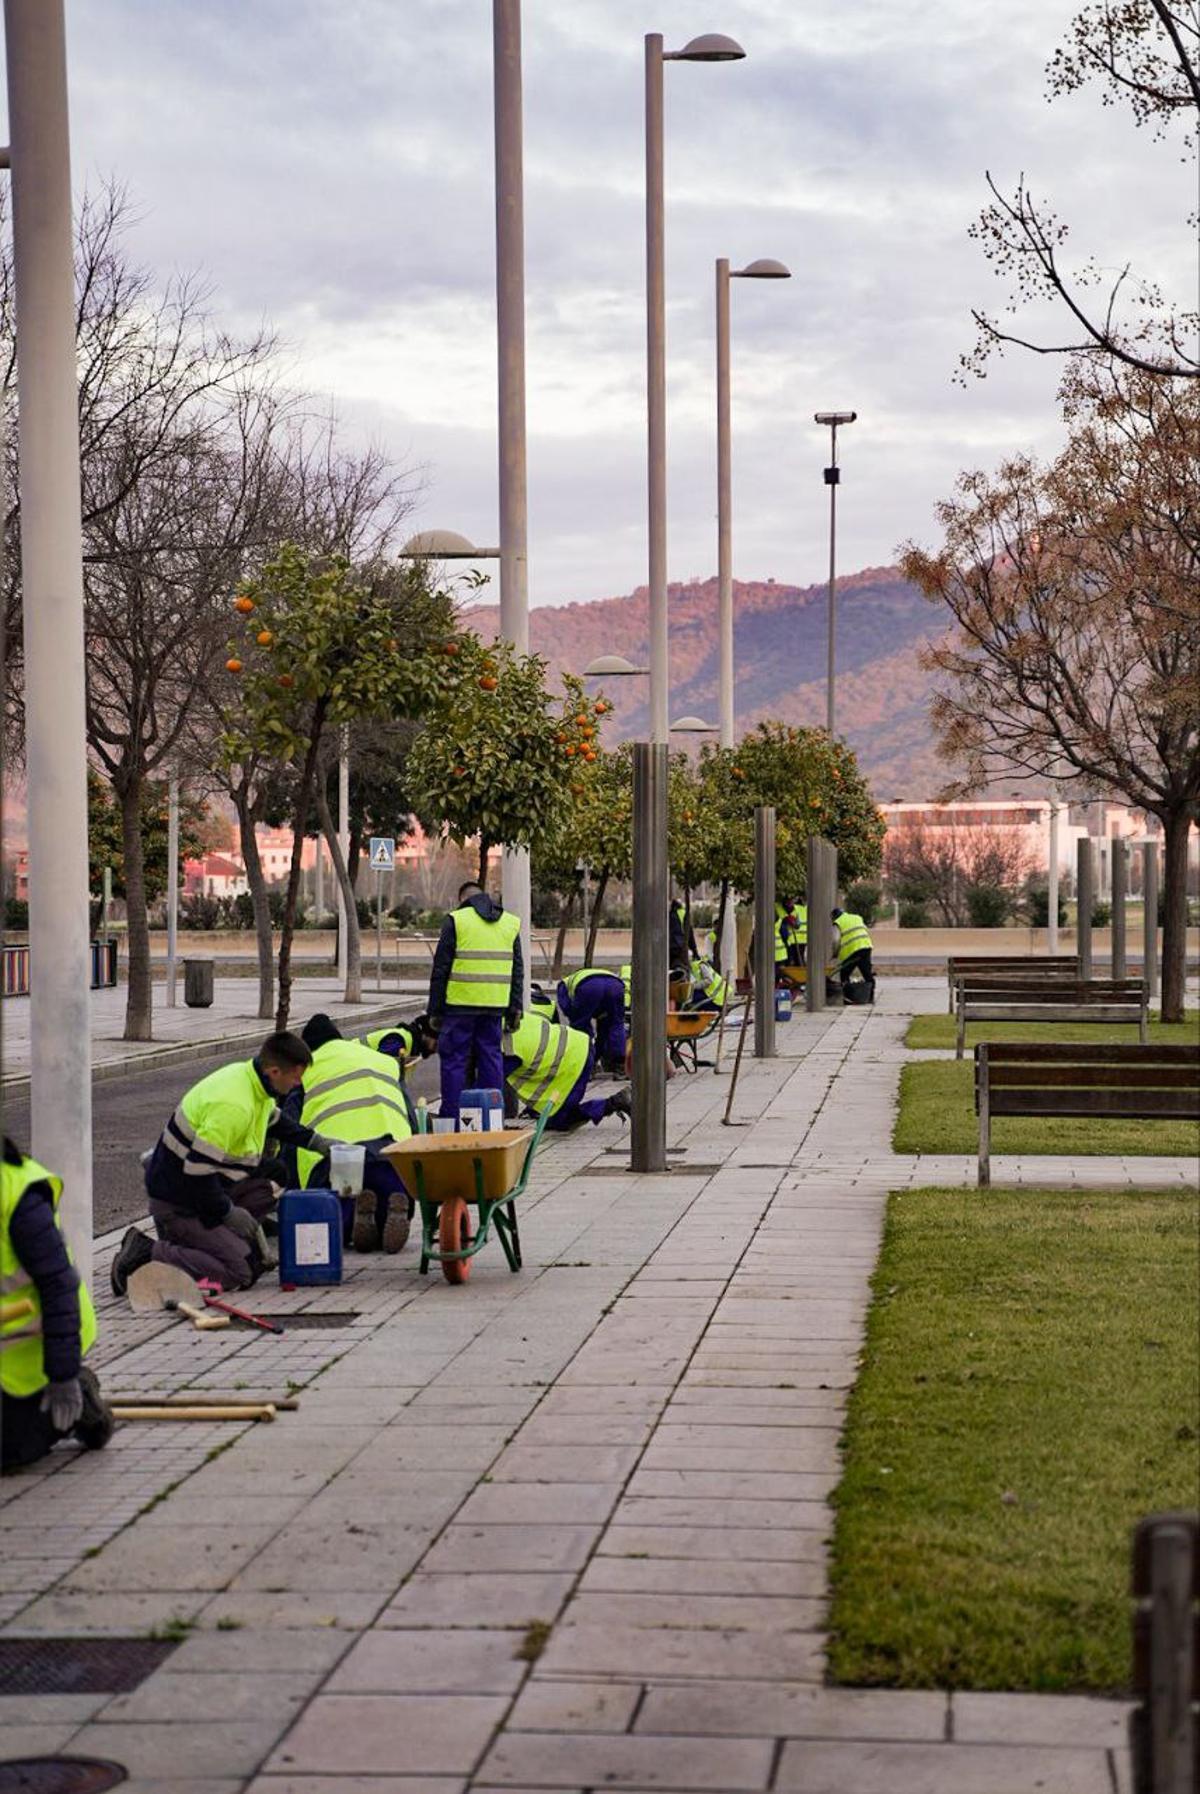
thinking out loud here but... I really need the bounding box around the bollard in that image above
[631,741,668,1172]
[754,806,776,1059]
[805,837,838,1013]
[1130,1511,1197,1794]
[1077,837,1094,980]
[1112,839,1128,980]
[1143,841,1159,1001]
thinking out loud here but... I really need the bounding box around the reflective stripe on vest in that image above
[164,1059,276,1183]
[793,906,807,945]
[564,968,619,1001]
[298,1040,411,1186]
[446,906,519,1008]
[506,1016,590,1116]
[689,958,728,1006]
[835,913,872,961]
[1,1155,97,1397]
[773,919,787,962]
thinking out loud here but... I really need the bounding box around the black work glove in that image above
[41,1378,84,1432]
[505,1007,523,1031]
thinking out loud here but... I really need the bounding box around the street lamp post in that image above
[814,410,856,737]
[3,0,93,1279]
[494,0,532,1005]
[716,254,789,975]
[646,30,744,746]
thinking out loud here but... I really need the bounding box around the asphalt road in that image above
[0,1050,442,1237]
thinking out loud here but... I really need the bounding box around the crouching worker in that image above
[297,1014,415,1254]
[112,1032,334,1296]
[2,1137,114,1473]
[556,968,627,1073]
[365,1013,437,1084]
[503,1015,631,1132]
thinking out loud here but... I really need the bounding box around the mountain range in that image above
[463,565,950,799]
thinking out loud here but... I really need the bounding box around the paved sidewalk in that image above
[3,980,1181,1791]
[0,976,428,1086]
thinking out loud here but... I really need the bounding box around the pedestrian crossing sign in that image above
[368,837,395,871]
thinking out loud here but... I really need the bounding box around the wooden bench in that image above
[1130,1511,1198,1794]
[973,1042,1199,1184]
[956,975,1148,1058]
[947,954,1081,1013]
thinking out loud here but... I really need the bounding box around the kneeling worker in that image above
[504,1014,631,1131]
[112,1032,334,1296]
[832,906,875,999]
[2,1137,114,1473]
[365,1014,437,1083]
[557,967,627,1073]
[298,1014,415,1253]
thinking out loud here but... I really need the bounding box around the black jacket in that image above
[6,1145,82,1385]
[428,892,524,1019]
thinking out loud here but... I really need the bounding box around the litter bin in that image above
[183,957,214,1008]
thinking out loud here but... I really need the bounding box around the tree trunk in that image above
[236,788,274,1022]
[348,821,363,893]
[318,781,362,1005]
[478,837,491,888]
[585,867,609,966]
[1159,808,1191,1024]
[118,774,153,1042]
[714,879,730,972]
[276,701,328,1031]
[551,876,580,979]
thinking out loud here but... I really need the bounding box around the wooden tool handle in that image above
[110,1403,277,1423]
[0,1297,36,1325]
[170,1300,229,1330]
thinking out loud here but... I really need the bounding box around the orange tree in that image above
[406,638,607,894]
[223,543,453,1026]
[533,735,633,970]
[701,724,884,911]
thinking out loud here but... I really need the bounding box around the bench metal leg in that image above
[978,1056,991,1187]
[956,1001,966,1060]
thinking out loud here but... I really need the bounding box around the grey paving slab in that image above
[455,1481,622,1525]
[421,1524,600,1574]
[951,1691,1134,1746]
[474,1729,775,1790]
[535,1621,824,1682]
[96,1668,319,1725]
[636,1681,948,1739]
[564,1592,824,1632]
[264,1693,511,1776]
[326,1628,526,1695]
[576,1556,826,1599]
[380,1572,575,1631]
[67,1718,286,1780]
[774,1738,1115,1793]
[247,1781,466,1794]
[506,1677,643,1733]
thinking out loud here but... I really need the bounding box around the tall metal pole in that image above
[166,771,179,1007]
[753,806,776,1058]
[5,0,93,1277]
[715,257,738,983]
[631,741,667,1172]
[645,33,668,746]
[1047,800,1060,955]
[1111,838,1127,979]
[315,834,324,923]
[494,0,532,1005]
[1142,840,1159,1000]
[825,419,839,737]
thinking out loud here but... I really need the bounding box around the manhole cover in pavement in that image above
[0,1760,127,1792]
[254,1311,359,1329]
[0,1637,177,1696]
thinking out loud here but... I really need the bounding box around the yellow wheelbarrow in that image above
[383,1111,548,1286]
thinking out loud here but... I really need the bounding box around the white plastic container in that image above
[328,1141,366,1195]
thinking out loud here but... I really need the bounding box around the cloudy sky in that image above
[9,1,1195,607]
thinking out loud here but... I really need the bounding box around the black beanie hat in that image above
[301,1012,342,1051]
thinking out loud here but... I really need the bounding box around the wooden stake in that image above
[110,1403,277,1423]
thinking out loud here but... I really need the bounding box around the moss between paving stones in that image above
[894,1058,1199,1157]
[904,1009,1199,1052]
[827,1185,1199,1693]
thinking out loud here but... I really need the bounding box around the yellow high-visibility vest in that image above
[834,912,872,961]
[505,1016,590,1116]
[446,906,519,1009]
[1,1155,96,1398]
[297,1038,411,1186]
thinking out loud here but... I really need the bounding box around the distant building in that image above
[879,797,1158,889]
[184,854,248,899]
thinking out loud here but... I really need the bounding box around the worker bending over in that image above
[669,897,697,976]
[504,1015,631,1131]
[429,881,523,1120]
[832,906,875,1000]
[557,967,627,1073]
[365,1014,436,1082]
[2,1138,114,1473]
[112,1032,333,1296]
[296,1014,415,1253]
[786,899,807,966]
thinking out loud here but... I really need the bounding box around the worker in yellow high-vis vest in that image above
[428,880,524,1120]
[831,907,875,1000]
[297,1014,416,1254]
[2,1137,114,1473]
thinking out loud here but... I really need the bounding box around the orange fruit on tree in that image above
[225,657,243,674]
[564,744,576,757]
[233,595,255,614]
[479,675,498,691]
[444,641,460,655]
[575,714,588,725]
[256,629,273,646]
[386,638,399,652]
[278,674,294,689]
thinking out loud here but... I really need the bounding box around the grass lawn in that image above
[905,1009,1199,1051]
[828,1185,1199,1692]
[894,1059,1200,1157]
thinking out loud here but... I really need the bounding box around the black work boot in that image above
[73,1365,116,1451]
[381,1197,411,1255]
[352,1189,380,1253]
[110,1226,154,1296]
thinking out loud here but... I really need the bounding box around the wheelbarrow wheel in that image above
[439,1196,473,1284]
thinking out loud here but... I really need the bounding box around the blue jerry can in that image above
[774,985,793,1022]
[277,1189,343,1287]
[458,1087,504,1132]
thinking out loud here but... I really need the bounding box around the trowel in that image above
[126,1261,230,1329]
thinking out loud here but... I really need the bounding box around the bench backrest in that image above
[949,955,1081,976]
[975,1042,1199,1120]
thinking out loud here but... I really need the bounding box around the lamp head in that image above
[401,529,500,559]
[669,32,745,61]
[669,715,718,733]
[733,258,791,279]
[814,411,857,426]
[583,654,649,678]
